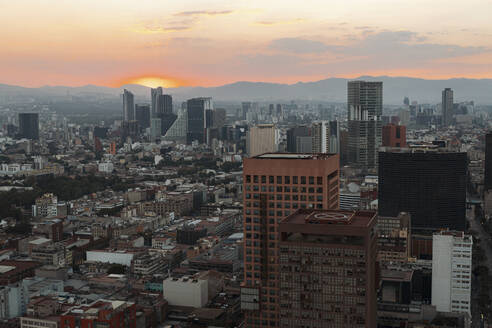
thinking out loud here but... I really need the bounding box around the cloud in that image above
[255,18,304,26]
[269,38,330,53]
[269,31,486,62]
[140,25,191,33]
[137,10,233,34]
[175,10,233,17]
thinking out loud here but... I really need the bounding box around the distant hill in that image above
[1,76,492,105]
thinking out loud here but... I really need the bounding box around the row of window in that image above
[246,175,325,185]
[246,198,324,207]
[245,185,324,193]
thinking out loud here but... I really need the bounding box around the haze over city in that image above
[2,1,492,328]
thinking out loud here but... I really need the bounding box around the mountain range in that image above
[1,76,492,105]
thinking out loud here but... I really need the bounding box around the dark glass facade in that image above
[18,113,39,140]
[485,133,492,191]
[378,150,467,232]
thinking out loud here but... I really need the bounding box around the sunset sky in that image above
[1,0,491,87]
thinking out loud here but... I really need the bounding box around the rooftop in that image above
[381,269,414,282]
[280,209,376,228]
[380,146,465,154]
[253,153,336,160]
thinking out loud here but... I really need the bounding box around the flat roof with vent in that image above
[280,209,376,229]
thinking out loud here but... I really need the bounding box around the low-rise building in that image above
[162,276,208,308]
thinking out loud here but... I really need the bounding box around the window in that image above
[301,176,306,184]
[317,176,323,185]
[285,176,291,184]
[293,176,298,184]
[246,175,251,183]
[261,175,266,183]
[277,176,282,184]
[254,175,258,183]
[309,176,314,184]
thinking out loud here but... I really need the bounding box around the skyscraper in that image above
[286,126,310,153]
[150,118,161,141]
[347,81,383,169]
[242,102,252,120]
[378,147,467,232]
[135,104,151,130]
[442,88,454,126]
[278,209,377,327]
[154,94,176,135]
[18,113,39,140]
[241,153,340,327]
[151,87,163,117]
[312,121,340,154]
[246,124,278,157]
[186,97,212,144]
[156,94,173,115]
[432,230,472,315]
[122,89,135,121]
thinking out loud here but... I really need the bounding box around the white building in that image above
[162,276,208,308]
[0,164,33,176]
[32,193,58,218]
[312,121,340,154]
[98,162,114,174]
[432,230,472,315]
[86,250,135,266]
[246,124,278,157]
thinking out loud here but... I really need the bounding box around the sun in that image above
[130,76,181,88]
[118,76,188,88]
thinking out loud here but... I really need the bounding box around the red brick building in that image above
[60,300,136,328]
[241,153,339,327]
[278,209,378,328]
[382,124,406,148]
[0,260,41,285]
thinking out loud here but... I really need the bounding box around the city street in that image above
[468,205,491,327]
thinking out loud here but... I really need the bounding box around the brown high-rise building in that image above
[278,209,377,328]
[241,153,340,327]
[382,124,406,148]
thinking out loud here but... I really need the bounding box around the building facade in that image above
[277,209,377,327]
[150,86,163,117]
[312,121,340,154]
[378,147,467,232]
[347,81,383,169]
[122,89,135,121]
[186,97,212,144]
[382,124,406,148]
[377,212,411,263]
[432,231,472,315]
[485,133,492,191]
[442,88,454,126]
[246,124,278,157]
[135,104,151,130]
[241,153,340,327]
[18,113,39,140]
[286,126,310,153]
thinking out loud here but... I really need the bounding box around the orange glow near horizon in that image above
[1,1,492,87]
[115,76,189,88]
